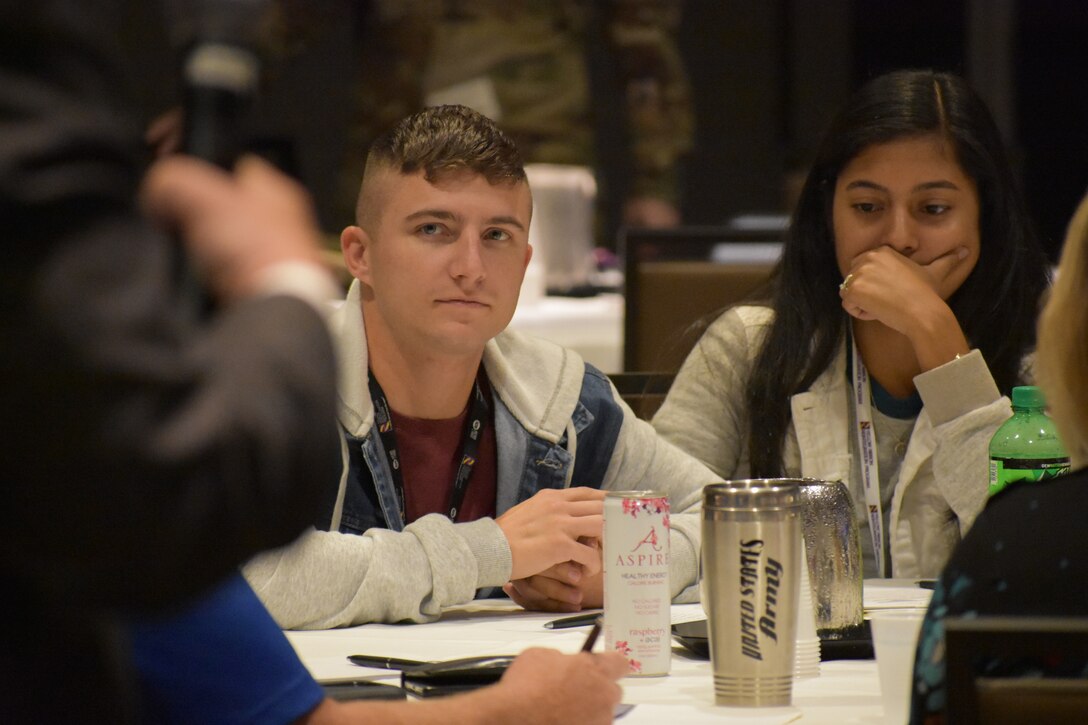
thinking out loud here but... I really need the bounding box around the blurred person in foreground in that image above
[909,192,1088,723]
[0,3,625,723]
[0,2,340,720]
[244,104,718,629]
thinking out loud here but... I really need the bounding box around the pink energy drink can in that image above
[603,490,671,676]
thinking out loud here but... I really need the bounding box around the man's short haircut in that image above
[356,105,527,228]
[368,104,526,184]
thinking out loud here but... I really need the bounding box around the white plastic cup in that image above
[794,539,821,679]
[870,610,926,725]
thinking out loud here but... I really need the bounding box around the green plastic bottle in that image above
[988,386,1070,497]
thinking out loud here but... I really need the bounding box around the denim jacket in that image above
[330,364,624,537]
[244,281,717,629]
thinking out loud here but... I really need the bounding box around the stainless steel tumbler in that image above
[702,480,802,707]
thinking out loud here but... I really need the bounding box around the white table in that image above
[286,581,930,724]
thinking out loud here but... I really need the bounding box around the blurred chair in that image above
[944,616,1088,725]
[621,226,782,373]
[608,372,675,420]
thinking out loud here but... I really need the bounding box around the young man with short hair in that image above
[245,105,718,628]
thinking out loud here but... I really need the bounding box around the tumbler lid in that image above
[702,479,801,511]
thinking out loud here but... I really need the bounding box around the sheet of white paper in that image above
[863,578,933,612]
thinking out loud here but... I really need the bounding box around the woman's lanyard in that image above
[850,338,888,578]
[367,372,489,523]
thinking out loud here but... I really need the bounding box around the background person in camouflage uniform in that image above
[318,0,694,247]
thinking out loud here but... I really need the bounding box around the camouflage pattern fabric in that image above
[312,0,693,232]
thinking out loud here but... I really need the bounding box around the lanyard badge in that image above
[368,372,489,523]
[851,338,887,578]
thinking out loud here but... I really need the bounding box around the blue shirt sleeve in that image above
[128,574,324,725]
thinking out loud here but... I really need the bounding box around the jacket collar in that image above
[334,280,585,444]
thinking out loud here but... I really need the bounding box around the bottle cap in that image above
[1011,385,1046,409]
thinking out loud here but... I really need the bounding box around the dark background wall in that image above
[1014,3,1088,258]
[677,0,1088,261]
[195,0,1085,261]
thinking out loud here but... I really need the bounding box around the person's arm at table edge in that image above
[302,648,626,725]
[245,515,513,629]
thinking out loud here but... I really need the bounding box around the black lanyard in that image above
[368,370,489,523]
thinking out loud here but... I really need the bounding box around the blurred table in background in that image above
[509,293,624,374]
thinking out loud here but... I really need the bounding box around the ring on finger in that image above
[839,273,855,291]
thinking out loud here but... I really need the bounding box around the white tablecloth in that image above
[508,293,624,374]
[284,591,926,724]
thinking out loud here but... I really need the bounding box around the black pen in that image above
[581,617,603,652]
[347,654,428,671]
[543,611,603,629]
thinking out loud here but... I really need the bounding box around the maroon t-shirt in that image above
[388,380,497,524]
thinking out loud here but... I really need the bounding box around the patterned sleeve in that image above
[910,570,977,724]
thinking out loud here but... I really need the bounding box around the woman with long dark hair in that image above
[653,70,1050,578]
